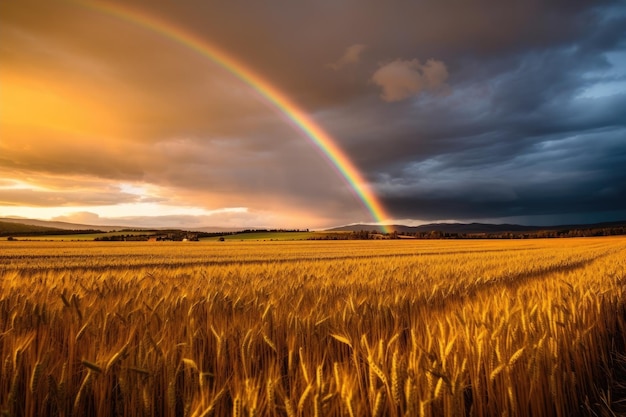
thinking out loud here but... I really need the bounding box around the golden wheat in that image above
[0,238,625,416]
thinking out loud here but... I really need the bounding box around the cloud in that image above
[50,209,307,230]
[371,59,449,102]
[0,187,143,207]
[2,0,625,228]
[328,44,367,70]
[52,211,103,224]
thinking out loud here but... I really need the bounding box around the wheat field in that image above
[1,237,625,416]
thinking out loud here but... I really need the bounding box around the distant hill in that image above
[328,221,626,235]
[190,226,250,233]
[0,217,124,232]
[3,217,625,239]
[0,217,258,234]
[0,220,67,236]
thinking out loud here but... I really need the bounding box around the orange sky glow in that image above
[1,0,385,229]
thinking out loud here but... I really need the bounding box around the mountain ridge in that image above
[327,220,626,234]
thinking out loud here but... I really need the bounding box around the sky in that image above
[1,0,625,229]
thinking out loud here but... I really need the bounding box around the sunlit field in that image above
[1,238,625,416]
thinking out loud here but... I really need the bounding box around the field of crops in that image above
[1,237,625,416]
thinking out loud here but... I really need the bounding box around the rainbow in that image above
[75,0,390,232]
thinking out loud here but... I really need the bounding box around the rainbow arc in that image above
[76,0,390,232]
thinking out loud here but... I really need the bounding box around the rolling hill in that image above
[0,217,123,232]
[0,220,67,236]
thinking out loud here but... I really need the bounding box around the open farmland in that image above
[1,238,626,416]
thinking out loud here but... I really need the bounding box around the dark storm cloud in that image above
[313,4,626,224]
[381,128,626,220]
